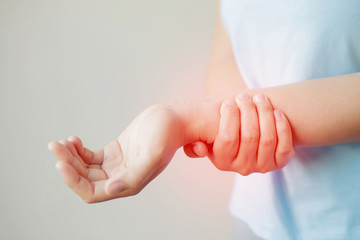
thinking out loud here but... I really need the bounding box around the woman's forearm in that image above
[249,72,360,146]
[170,72,360,147]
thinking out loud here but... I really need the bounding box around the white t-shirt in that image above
[221,0,360,239]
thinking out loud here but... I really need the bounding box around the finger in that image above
[211,99,240,171]
[87,164,101,169]
[101,139,124,178]
[48,141,72,161]
[253,95,277,173]
[59,140,88,177]
[68,136,104,165]
[84,178,128,203]
[56,161,118,203]
[274,110,295,169]
[104,147,167,198]
[61,139,80,159]
[87,168,108,182]
[49,141,88,178]
[232,94,259,175]
[183,142,209,158]
[55,161,95,203]
[60,139,86,165]
[104,166,160,199]
[192,142,209,157]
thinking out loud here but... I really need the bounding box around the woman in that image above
[49,0,360,239]
[203,1,360,239]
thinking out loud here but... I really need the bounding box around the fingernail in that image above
[237,94,249,101]
[193,144,200,156]
[224,99,235,106]
[274,110,282,121]
[55,162,63,171]
[48,142,54,151]
[108,182,125,194]
[254,95,265,103]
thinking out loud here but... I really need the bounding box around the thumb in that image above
[105,180,125,195]
[183,142,209,158]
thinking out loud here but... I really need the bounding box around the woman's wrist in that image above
[167,91,240,147]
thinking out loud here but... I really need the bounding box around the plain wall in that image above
[0,0,237,239]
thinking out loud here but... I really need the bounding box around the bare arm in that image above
[183,3,360,147]
[49,3,360,203]
[171,72,360,147]
[51,71,360,202]
[247,73,360,145]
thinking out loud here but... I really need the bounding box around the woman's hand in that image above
[184,94,295,175]
[48,104,182,203]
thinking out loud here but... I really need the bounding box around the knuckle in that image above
[276,158,290,169]
[278,146,293,156]
[256,161,272,174]
[275,148,294,169]
[215,165,226,171]
[214,162,230,171]
[242,131,259,143]
[257,168,268,174]
[260,133,276,147]
[218,134,237,144]
[256,162,266,173]
[238,168,252,176]
[237,97,254,108]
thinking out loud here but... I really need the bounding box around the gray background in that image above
[0,0,237,239]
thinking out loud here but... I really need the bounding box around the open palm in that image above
[49,104,181,203]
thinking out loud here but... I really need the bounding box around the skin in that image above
[185,2,360,149]
[49,3,360,203]
[48,97,293,203]
[205,96,294,174]
[183,4,293,166]
[48,3,295,202]
[49,104,183,203]
[49,53,360,205]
